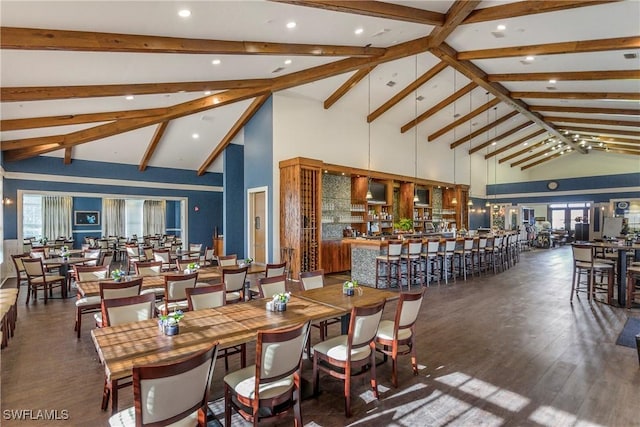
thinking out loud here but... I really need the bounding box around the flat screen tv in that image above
[369,181,386,203]
[415,188,430,206]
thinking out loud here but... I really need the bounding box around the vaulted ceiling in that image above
[1,1,639,176]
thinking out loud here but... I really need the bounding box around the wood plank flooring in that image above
[1,246,638,426]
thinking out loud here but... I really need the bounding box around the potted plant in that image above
[394,218,413,233]
[184,262,200,274]
[159,310,184,336]
[111,269,126,282]
[244,257,253,266]
[60,245,70,260]
[343,279,359,296]
[268,292,291,312]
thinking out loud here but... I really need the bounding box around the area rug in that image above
[615,317,640,348]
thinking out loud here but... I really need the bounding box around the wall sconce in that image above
[2,197,13,205]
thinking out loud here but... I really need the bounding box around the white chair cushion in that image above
[312,335,371,362]
[376,319,412,341]
[223,365,294,400]
[75,296,101,307]
[376,255,400,262]
[108,406,198,427]
[195,282,210,288]
[94,312,103,325]
[141,287,165,296]
[226,292,241,302]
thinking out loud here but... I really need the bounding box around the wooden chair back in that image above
[265,262,286,277]
[134,261,163,277]
[258,274,287,299]
[99,278,143,300]
[299,269,324,291]
[101,293,155,327]
[186,284,225,310]
[217,254,238,267]
[74,265,109,282]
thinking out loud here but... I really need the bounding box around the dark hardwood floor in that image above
[1,246,638,426]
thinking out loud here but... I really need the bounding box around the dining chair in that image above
[109,342,218,427]
[185,284,245,371]
[188,243,203,254]
[247,262,288,299]
[99,251,114,272]
[200,246,215,266]
[83,248,102,266]
[94,278,144,328]
[224,322,310,427]
[153,248,176,271]
[312,300,386,417]
[73,265,109,338]
[133,260,165,298]
[257,274,287,298]
[22,258,65,305]
[222,266,248,304]
[217,254,238,267]
[176,257,200,271]
[375,290,424,387]
[571,244,614,303]
[299,269,339,357]
[101,293,156,327]
[11,253,30,288]
[157,272,198,315]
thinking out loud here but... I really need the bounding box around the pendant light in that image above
[366,72,373,200]
[467,91,474,208]
[485,95,492,208]
[413,55,420,203]
[451,69,458,206]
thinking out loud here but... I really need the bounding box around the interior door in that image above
[252,191,266,264]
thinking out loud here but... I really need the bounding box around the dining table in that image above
[586,241,640,307]
[42,257,93,298]
[91,284,399,413]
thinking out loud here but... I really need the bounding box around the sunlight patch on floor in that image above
[529,406,605,427]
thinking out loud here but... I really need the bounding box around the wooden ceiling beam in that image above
[3,86,271,161]
[139,121,169,172]
[63,147,72,165]
[582,136,640,145]
[511,147,558,167]
[427,1,482,48]
[462,1,619,24]
[511,91,640,100]
[428,97,500,142]
[498,139,547,163]
[430,43,584,153]
[324,66,375,110]
[457,36,640,61]
[469,121,535,154]
[558,126,640,138]
[401,82,476,134]
[521,152,564,170]
[529,105,640,116]
[485,129,546,159]
[198,95,270,176]
[1,79,271,102]
[272,1,446,25]
[450,111,518,149]
[367,61,447,122]
[1,109,167,131]
[488,69,640,82]
[592,146,640,155]
[0,26,385,57]
[544,116,640,128]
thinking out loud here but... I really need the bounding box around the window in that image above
[23,194,43,239]
[125,199,144,238]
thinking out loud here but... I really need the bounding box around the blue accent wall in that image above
[72,197,102,247]
[486,173,640,204]
[223,144,245,257]
[244,96,274,262]
[2,158,222,247]
[469,197,490,230]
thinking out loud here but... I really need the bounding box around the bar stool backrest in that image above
[388,241,403,257]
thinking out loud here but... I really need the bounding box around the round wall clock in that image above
[547,181,559,191]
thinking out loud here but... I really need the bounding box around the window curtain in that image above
[143,200,166,236]
[102,198,126,237]
[42,196,72,240]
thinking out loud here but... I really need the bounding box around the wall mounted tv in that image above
[369,181,387,203]
[415,188,430,206]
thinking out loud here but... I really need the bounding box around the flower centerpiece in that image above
[158,310,184,336]
[343,279,359,296]
[60,245,70,260]
[184,262,200,274]
[244,257,253,266]
[267,292,291,312]
[111,269,126,282]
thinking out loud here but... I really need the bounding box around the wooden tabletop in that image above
[294,283,399,311]
[92,295,344,382]
[43,257,93,266]
[584,241,640,250]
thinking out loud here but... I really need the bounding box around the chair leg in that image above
[370,343,379,399]
[293,373,303,427]
[224,384,232,427]
[391,343,398,388]
[410,336,418,376]
[570,267,577,302]
[76,307,82,339]
[344,364,351,417]
[312,355,320,397]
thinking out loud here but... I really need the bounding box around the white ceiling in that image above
[1,0,639,174]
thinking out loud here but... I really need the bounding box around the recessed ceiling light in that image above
[496,24,506,31]
[192,133,199,139]
[178,9,191,18]
[548,79,557,84]
[544,152,549,156]
[212,59,221,65]
[284,59,292,65]
[354,28,364,35]
[525,56,535,61]
[204,91,212,95]
[491,142,497,146]
[523,142,528,146]
[213,98,220,104]
[125,95,134,100]
[286,21,296,29]
[587,145,592,150]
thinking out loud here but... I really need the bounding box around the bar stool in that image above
[571,244,614,303]
[472,237,487,276]
[400,239,423,289]
[626,266,640,309]
[375,240,402,289]
[421,239,441,286]
[438,238,457,284]
[454,237,475,281]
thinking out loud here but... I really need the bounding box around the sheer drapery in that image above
[42,196,72,240]
[143,200,166,236]
[102,198,126,237]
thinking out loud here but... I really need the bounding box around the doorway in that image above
[247,187,268,264]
